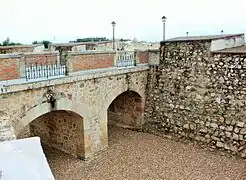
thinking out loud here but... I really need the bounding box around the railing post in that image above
[19,55,26,79]
[114,51,118,67]
[64,52,72,75]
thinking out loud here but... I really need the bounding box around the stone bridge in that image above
[2,33,246,161]
[0,65,149,159]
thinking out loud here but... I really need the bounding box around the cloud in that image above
[0,0,245,43]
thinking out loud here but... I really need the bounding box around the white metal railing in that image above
[116,51,136,67]
[25,64,66,81]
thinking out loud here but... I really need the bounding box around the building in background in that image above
[0,44,44,54]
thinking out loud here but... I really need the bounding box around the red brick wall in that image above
[136,51,149,64]
[71,53,114,72]
[0,57,20,80]
[24,53,58,66]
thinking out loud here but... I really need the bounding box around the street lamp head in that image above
[161,16,167,22]
[111,21,116,27]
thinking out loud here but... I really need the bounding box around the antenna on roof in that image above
[221,30,224,35]
[186,32,189,36]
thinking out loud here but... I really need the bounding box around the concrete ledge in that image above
[67,50,116,55]
[0,65,149,94]
[211,51,246,54]
[0,137,55,180]
[22,51,59,55]
[0,54,22,59]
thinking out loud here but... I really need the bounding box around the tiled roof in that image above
[165,33,244,42]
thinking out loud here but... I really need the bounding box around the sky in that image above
[1,0,246,44]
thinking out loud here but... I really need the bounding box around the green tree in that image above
[0,37,22,46]
[32,41,38,44]
[32,40,51,48]
[75,37,109,43]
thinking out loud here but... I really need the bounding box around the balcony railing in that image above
[116,51,136,67]
[25,63,66,81]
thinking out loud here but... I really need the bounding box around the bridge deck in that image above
[0,64,149,94]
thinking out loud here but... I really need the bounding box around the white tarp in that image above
[0,137,55,180]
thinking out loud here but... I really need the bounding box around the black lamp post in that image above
[111,21,116,50]
[161,16,167,41]
[221,30,224,35]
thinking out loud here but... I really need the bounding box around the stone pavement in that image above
[46,126,246,180]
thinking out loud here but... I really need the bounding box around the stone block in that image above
[216,141,224,148]
[237,121,244,128]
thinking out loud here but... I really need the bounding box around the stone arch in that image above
[16,98,90,133]
[16,98,91,158]
[106,90,144,129]
[104,87,144,112]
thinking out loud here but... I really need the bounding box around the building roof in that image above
[165,33,244,42]
[0,44,43,49]
[51,41,112,47]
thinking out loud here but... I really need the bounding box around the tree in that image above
[2,37,10,46]
[32,40,51,48]
[74,37,110,43]
[0,37,22,46]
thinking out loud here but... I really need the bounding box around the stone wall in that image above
[144,40,246,158]
[108,91,144,129]
[29,110,84,157]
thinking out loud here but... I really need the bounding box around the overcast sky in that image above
[1,0,246,44]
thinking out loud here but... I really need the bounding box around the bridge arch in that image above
[16,98,91,158]
[106,89,144,129]
[16,98,90,132]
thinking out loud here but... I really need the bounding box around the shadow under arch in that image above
[16,98,90,158]
[107,90,144,130]
[16,98,90,133]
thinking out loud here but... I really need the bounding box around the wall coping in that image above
[0,51,59,59]
[211,51,246,55]
[147,49,160,53]
[67,50,116,55]
[22,51,59,55]
[0,54,22,59]
[0,65,149,94]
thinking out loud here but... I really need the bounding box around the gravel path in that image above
[44,126,246,180]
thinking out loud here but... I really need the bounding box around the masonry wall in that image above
[69,52,114,72]
[29,110,84,157]
[144,40,246,158]
[0,56,21,80]
[136,51,149,64]
[24,53,58,66]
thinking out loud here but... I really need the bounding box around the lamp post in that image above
[161,16,167,41]
[221,30,224,35]
[111,21,116,50]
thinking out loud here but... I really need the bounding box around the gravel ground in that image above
[42,125,246,180]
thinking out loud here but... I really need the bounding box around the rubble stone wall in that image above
[144,40,246,158]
